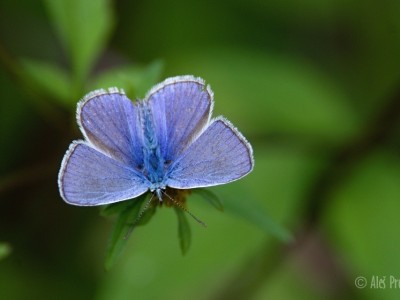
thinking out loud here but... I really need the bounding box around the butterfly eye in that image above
[164,160,172,166]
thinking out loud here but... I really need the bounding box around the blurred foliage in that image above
[1,0,400,299]
[0,243,11,261]
[174,207,191,255]
[103,194,146,270]
[192,189,224,212]
[44,0,114,92]
[90,60,164,99]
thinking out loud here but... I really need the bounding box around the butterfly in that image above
[58,75,254,206]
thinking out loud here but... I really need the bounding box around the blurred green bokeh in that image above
[1,0,400,299]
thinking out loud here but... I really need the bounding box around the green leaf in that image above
[44,0,114,87]
[224,197,293,243]
[20,59,71,106]
[100,199,137,217]
[136,204,157,227]
[192,189,224,211]
[174,207,191,255]
[90,60,164,99]
[0,243,11,261]
[104,195,147,270]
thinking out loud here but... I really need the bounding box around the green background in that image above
[1,0,400,299]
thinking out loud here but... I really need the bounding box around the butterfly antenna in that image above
[162,190,207,228]
[124,194,155,240]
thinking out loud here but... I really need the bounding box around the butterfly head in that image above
[152,187,191,207]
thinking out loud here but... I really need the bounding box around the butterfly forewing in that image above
[146,76,213,163]
[78,88,144,169]
[165,117,254,189]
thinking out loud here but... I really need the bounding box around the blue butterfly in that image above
[58,76,254,206]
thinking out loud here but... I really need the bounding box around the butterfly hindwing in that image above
[166,117,254,189]
[58,141,149,206]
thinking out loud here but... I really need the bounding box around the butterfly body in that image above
[58,76,254,206]
[140,102,167,198]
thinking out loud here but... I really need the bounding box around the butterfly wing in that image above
[145,76,213,163]
[77,88,143,169]
[165,117,254,189]
[58,141,149,206]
